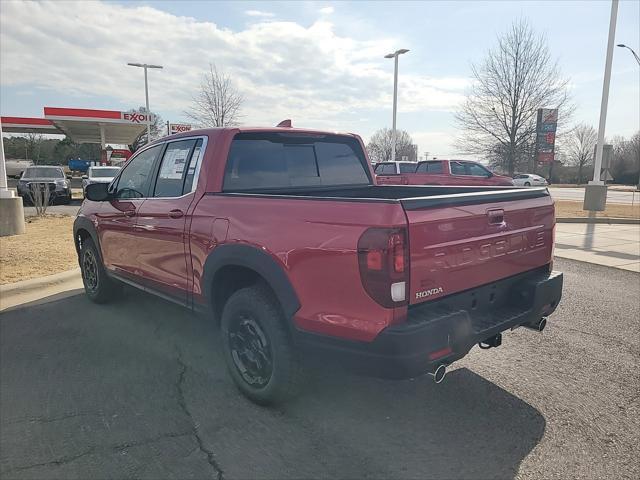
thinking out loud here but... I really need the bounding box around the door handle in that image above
[168,209,184,219]
[123,208,136,217]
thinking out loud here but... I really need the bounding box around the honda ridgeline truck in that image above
[75,125,563,405]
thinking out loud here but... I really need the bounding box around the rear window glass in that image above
[223,133,370,191]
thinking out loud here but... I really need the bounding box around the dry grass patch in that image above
[0,215,77,285]
[555,200,640,219]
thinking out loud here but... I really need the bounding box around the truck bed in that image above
[220,184,550,208]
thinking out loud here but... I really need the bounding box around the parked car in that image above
[374,161,418,175]
[4,159,34,178]
[75,125,563,405]
[82,166,121,195]
[513,173,548,187]
[376,159,515,186]
[17,166,72,204]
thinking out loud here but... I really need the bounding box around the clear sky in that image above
[1,0,638,157]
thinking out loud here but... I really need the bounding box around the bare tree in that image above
[26,133,45,163]
[366,128,416,163]
[564,124,597,184]
[27,183,51,216]
[610,132,640,185]
[455,20,572,175]
[186,64,243,127]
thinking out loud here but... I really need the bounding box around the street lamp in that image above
[127,62,163,141]
[616,44,640,65]
[384,49,409,162]
[616,44,640,190]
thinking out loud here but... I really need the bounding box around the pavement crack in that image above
[3,448,97,474]
[112,430,194,451]
[1,431,197,475]
[5,411,98,425]
[175,349,224,480]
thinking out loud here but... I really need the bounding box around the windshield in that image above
[22,167,64,179]
[90,168,120,178]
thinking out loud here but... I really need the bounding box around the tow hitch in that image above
[479,333,502,350]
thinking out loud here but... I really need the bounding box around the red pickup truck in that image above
[376,159,515,186]
[75,126,562,405]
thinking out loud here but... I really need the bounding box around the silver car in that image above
[513,173,548,187]
[82,166,121,195]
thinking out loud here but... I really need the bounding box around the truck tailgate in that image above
[402,188,554,305]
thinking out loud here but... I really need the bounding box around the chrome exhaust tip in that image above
[429,364,447,384]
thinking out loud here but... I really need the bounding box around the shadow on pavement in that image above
[0,289,545,479]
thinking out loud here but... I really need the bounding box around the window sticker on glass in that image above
[159,147,190,179]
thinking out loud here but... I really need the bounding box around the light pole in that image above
[584,0,618,211]
[384,49,409,162]
[127,62,163,141]
[617,44,640,65]
[616,44,640,190]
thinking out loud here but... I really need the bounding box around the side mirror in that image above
[486,171,493,178]
[82,175,88,179]
[85,182,111,202]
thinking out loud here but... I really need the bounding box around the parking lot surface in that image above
[1,258,639,479]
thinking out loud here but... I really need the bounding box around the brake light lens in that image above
[358,227,409,308]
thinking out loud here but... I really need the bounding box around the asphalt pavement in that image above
[1,258,638,479]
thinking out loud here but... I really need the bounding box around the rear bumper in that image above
[296,267,563,379]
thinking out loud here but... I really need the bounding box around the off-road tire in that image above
[221,284,302,405]
[80,237,120,303]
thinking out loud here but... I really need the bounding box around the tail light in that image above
[358,227,409,308]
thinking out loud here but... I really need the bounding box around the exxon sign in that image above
[169,123,192,135]
[121,112,155,124]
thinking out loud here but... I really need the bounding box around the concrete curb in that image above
[1,268,81,295]
[556,217,640,225]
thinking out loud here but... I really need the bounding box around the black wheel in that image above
[62,195,72,205]
[80,237,120,303]
[221,285,302,405]
[524,181,531,186]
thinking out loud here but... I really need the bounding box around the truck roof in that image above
[153,126,359,145]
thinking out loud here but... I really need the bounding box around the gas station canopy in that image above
[1,107,155,146]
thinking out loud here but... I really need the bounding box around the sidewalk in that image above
[554,223,640,272]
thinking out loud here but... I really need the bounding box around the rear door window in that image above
[416,161,443,173]
[450,161,466,175]
[467,162,491,177]
[375,163,395,174]
[398,163,416,173]
[223,133,370,191]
